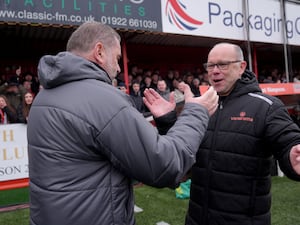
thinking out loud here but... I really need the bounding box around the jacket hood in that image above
[231,69,261,97]
[38,51,112,89]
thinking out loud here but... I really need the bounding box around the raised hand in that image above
[178,82,219,116]
[290,144,300,175]
[143,88,176,118]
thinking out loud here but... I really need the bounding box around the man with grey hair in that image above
[27,21,218,225]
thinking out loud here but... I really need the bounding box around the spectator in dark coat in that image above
[17,91,34,123]
[130,80,146,114]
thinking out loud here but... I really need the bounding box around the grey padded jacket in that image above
[28,52,210,225]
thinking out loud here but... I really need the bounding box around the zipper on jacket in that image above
[219,100,223,110]
[203,99,223,223]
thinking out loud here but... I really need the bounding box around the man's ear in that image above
[240,60,247,74]
[94,42,104,64]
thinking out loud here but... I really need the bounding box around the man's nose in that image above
[212,64,220,71]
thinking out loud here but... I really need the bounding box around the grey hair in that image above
[213,42,244,61]
[233,44,244,61]
[66,21,121,53]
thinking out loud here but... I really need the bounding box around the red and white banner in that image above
[161,0,300,46]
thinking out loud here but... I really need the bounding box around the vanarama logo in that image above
[231,112,253,122]
[165,0,203,31]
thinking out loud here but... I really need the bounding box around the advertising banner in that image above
[1,0,299,45]
[0,0,162,31]
[260,83,300,96]
[200,83,300,96]
[161,0,300,46]
[0,124,28,182]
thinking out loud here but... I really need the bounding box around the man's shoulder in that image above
[247,92,280,106]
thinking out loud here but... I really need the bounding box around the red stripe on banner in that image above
[169,0,203,25]
[0,178,29,191]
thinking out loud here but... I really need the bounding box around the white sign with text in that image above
[0,124,28,182]
[162,0,300,46]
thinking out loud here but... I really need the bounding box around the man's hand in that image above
[290,144,300,175]
[143,88,176,118]
[178,82,219,116]
[143,83,219,118]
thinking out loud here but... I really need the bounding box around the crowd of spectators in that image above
[1,64,300,124]
[112,66,211,117]
[258,67,300,83]
[0,66,39,124]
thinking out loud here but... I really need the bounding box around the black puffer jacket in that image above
[28,52,210,225]
[186,70,300,225]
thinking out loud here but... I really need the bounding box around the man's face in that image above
[102,38,121,80]
[144,77,152,85]
[206,45,246,96]
[23,81,31,90]
[157,80,167,92]
[132,83,140,93]
[118,86,127,93]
